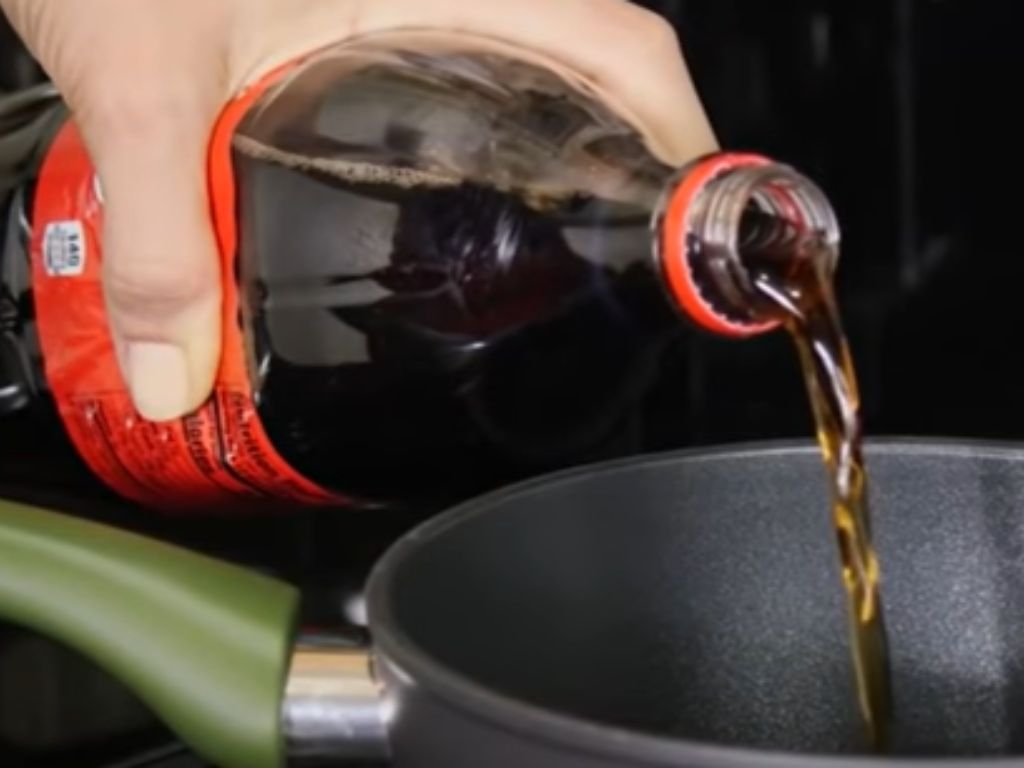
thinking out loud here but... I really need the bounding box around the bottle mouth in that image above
[655,152,839,338]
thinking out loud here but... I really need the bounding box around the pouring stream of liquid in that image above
[753,243,893,750]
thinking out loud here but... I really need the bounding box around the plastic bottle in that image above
[0,32,836,512]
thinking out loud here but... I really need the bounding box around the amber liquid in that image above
[749,231,892,750]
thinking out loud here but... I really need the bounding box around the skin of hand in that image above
[0,0,718,422]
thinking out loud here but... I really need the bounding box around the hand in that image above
[0,0,717,421]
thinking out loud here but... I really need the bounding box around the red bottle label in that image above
[30,62,347,512]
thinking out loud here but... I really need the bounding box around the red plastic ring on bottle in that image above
[659,152,781,339]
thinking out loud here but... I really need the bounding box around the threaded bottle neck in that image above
[656,153,840,337]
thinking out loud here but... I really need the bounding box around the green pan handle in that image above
[0,497,300,768]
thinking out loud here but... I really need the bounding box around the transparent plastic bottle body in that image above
[0,35,834,511]
[233,39,693,506]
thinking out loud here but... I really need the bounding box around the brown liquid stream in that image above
[752,240,893,750]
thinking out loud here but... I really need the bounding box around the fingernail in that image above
[125,341,190,421]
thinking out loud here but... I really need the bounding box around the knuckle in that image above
[104,258,211,318]
[77,80,207,150]
[625,7,682,53]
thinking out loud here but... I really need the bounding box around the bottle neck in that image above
[655,153,840,338]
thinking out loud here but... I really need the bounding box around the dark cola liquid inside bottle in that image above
[230,40,694,507]
[237,173,675,504]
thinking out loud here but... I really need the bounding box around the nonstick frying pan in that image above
[2,439,1024,767]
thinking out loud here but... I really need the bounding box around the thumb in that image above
[85,104,222,422]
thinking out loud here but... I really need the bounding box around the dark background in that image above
[1,1,1023,765]
[640,0,1024,445]
[708,0,1022,442]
